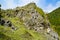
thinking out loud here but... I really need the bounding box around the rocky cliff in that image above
[0,3,59,40]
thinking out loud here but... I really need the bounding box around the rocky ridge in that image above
[0,3,59,40]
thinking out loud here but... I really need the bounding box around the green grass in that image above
[35,7,44,17]
[47,7,60,36]
[0,17,47,40]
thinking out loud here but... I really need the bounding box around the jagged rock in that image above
[11,25,17,30]
[0,18,17,31]
[0,18,5,25]
[6,14,11,17]
[5,20,12,27]
[15,5,59,40]
[0,3,59,40]
[45,29,59,40]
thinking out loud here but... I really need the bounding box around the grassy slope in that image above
[47,7,60,36]
[0,5,47,40]
[0,17,47,40]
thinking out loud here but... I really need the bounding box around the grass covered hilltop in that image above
[0,3,60,40]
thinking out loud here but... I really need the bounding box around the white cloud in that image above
[44,1,60,13]
[2,0,60,13]
[3,0,17,9]
[56,1,60,7]
[44,4,57,13]
[3,0,40,9]
[17,0,39,6]
[2,0,45,9]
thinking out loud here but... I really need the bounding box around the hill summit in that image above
[0,3,59,40]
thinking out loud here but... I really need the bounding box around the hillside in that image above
[0,3,59,40]
[47,7,60,36]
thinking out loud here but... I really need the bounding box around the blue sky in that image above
[0,0,60,12]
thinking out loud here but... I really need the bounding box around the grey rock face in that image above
[0,18,17,31]
[5,20,12,27]
[45,29,59,40]
[16,7,59,40]
[17,8,45,31]
[0,19,5,25]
